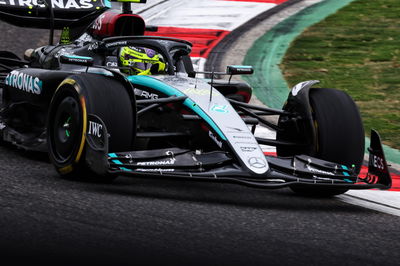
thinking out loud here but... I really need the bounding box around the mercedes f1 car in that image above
[0,0,392,196]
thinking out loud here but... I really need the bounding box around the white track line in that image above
[339,191,400,217]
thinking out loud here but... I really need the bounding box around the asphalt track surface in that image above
[1,7,400,266]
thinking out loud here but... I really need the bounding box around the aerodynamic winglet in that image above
[365,129,392,188]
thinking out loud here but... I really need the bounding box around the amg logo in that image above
[0,0,94,9]
[134,89,158,99]
[88,121,102,137]
[5,70,42,94]
[141,91,158,99]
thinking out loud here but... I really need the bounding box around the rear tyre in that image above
[278,88,364,196]
[47,74,136,181]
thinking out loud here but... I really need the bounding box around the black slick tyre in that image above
[47,74,136,180]
[279,88,364,196]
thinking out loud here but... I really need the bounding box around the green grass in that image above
[281,0,400,149]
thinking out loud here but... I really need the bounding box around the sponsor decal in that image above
[211,104,229,113]
[105,41,128,48]
[106,61,118,68]
[88,121,103,137]
[248,157,266,169]
[232,135,252,139]
[240,146,256,152]
[141,91,158,99]
[72,58,88,63]
[62,56,92,64]
[60,27,70,44]
[134,88,159,99]
[77,33,93,44]
[136,168,175,172]
[234,141,258,145]
[105,56,118,68]
[92,14,106,31]
[128,46,144,53]
[136,158,176,166]
[0,0,94,9]
[306,165,334,176]
[88,42,99,51]
[371,155,385,171]
[209,131,223,148]
[5,70,42,95]
[226,65,253,75]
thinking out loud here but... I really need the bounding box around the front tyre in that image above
[47,74,135,180]
[278,88,365,196]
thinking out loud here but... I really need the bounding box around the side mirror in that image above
[226,65,254,75]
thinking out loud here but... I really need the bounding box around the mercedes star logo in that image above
[248,157,266,168]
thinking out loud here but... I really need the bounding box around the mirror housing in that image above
[226,65,254,75]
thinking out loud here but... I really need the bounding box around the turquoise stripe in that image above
[230,65,252,68]
[64,55,93,60]
[103,0,112,8]
[183,98,227,140]
[341,166,352,182]
[109,153,122,165]
[119,167,132,172]
[87,71,113,76]
[109,153,132,171]
[341,165,350,176]
[127,76,227,140]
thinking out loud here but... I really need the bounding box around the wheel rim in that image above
[51,96,82,163]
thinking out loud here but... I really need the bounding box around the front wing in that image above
[85,115,392,190]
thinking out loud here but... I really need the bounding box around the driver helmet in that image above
[119,46,167,75]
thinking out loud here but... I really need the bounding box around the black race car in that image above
[0,0,392,196]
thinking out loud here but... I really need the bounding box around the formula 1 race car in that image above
[0,0,392,196]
